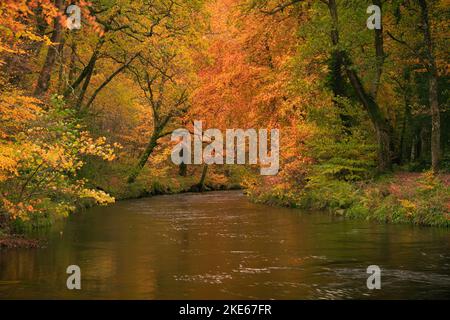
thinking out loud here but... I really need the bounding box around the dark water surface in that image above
[1,191,449,299]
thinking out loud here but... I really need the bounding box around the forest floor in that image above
[387,172,450,213]
[389,172,450,192]
[344,171,450,226]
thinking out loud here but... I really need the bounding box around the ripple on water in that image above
[320,266,450,292]
[174,273,233,284]
[233,266,271,274]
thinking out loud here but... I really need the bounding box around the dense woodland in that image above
[0,0,449,235]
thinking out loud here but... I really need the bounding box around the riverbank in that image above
[0,165,242,245]
[83,161,243,200]
[0,234,43,248]
[248,171,450,227]
[0,183,241,247]
[2,168,449,248]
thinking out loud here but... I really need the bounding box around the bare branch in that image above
[260,0,304,15]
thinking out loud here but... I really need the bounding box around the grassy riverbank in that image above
[247,171,450,227]
[81,161,242,200]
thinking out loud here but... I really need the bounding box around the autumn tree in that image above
[387,0,445,171]
[34,0,65,96]
[1,1,117,226]
[127,51,190,183]
[258,0,393,170]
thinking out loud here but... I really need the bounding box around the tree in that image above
[127,51,190,183]
[417,0,441,171]
[61,0,182,110]
[324,0,393,171]
[34,0,64,96]
[387,0,444,171]
[249,0,394,170]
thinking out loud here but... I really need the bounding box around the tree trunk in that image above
[179,149,187,176]
[34,0,64,96]
[429,75,441,171]
[411,134,417,162]
[75,62,95,110]
[56,38,66,94]
[344,64,392,171]
[420,126,431,162]
[127,133,159,184]
[64,40,103,99]
[418,0,441,172]
[198,165,208,192]
[399,94,412,164]
[398,69,413,164]
[68,42,77,86]
[82,54,138,111]
[329,48,353,131]
[328,0,392,171]
[371,0,384,98]
[327,0,352,131]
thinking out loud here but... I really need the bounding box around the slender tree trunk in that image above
[75,63,95,110]
[371,0,384,98]
[429,75,441,171]
[64,40,103,99]
[127,132,160,184]
[179,149,187,176]
[398,69,412,164]
[399,93,412,164]
[420,126,431,162]
[82,54,138,111]
[198,165,208,192]
[418,0,441,172]
[68,42,77,86]
[411,134,417,162]
[34,0,64,96]
[56,38,66,94]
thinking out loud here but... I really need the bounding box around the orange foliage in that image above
[191,0,310,178]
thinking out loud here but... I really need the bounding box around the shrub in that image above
[0,95,117,229]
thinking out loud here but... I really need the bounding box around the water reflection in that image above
[1,191,449,299]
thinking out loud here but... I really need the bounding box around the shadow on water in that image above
[1,190,449,299]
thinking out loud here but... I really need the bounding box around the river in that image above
[0,190,449,299]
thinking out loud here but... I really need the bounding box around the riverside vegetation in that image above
[0,0,449,243]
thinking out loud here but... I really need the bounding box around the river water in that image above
[0,190,449,299]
